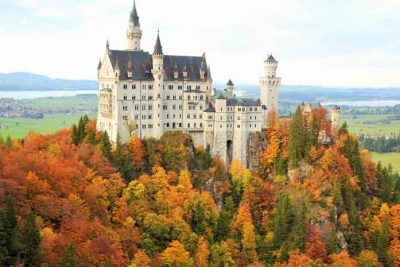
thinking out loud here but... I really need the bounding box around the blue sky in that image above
[0,0,400,87]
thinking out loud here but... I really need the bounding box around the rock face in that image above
[247,131,266,170]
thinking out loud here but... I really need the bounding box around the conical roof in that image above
[153,31,163,55]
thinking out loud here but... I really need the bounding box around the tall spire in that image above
[130,1,140,27]
[153,30,163,55]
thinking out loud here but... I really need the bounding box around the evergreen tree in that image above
[290,201,307,251]
[371,220,392,267]
[59,245,81,267]
[22,212,40,267]
[273,195,295,247]
[215,197,235,242]
[112,136,132,182]
[4,197,20,265]
[0,213,10,266]
[77,117,86,142]
[288,107,307,168]
[5,135,12,148]
[71,125,79,145]
[98,131,112,160]
[326,226,338,254]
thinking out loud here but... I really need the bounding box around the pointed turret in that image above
[153,30,163,55]
[97,59,102,70]
[129,1,140,27]
[126,1,142,51]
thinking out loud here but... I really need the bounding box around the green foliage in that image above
[98,131,112,160]
[112,136,133,182]
[59,245,81,267]
[288,107,308,168]
[22,212,41,267]
[326,227,339,255]
[290,201,307,251]
[215,197,235,242]
[273,195,295,248]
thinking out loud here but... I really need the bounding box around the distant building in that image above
[96,2,281,167]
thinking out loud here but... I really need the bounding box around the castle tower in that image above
[260,54,281,128]
[226,79,234,97]
[152,31,164,138]
[331,106,341,134]
[126,1,142,51]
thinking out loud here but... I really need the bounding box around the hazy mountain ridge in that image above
[0,72,98,91]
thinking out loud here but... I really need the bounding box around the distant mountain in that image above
[0,72,98,91]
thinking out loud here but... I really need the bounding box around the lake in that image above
[0,90,98,99]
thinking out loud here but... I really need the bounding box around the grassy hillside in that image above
[342,114,400,136]
[371,152,400,173]
[0,114,94,139]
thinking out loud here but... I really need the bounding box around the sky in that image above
[0,0,400,87]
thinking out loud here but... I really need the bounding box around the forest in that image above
[1,107,400,267]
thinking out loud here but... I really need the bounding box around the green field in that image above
[21,95,98,110]
[0,113,94,139]
[342,114,400,136]
[371,152,400,173]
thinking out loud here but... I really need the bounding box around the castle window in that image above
[187,85,192,90]
[148,115,152,119]
[148,96,153,100]
[255,107,257,111]
[135,105,139,110]
[132,96,136,100]
[194,123,197,128]
[132,85,136,89]
[142,115,146,119]
[179,105,183,110]
[196,85,201,90]
[142,84,146,89]
[195,96,198,100]
[179,123,182,128]
[188,95,191,100]
[237,125,241,128]
[200,115,202,119]
[173,95,176,100]
[220,125,222,128]
[200,95,204,101]
[148,124,153,129]
[179,114,182,118]
[163,105,168,110]
[178,85,183,90]
[167,95,170,100]
[173,114,176,118]
[208,116,212,119]
[193,114,197,119]
[149,105,152,110]
[179,96,183,100]
[142,105,146,110]
[200,123,203,128]
[148,85,153,89]
[173,105,176,110]
[123,115,128,120]
[188,123,190,128]
[237,116,240,120]
[123,106,128,111]
[123,84,128,89]
[166,123,170,128]
[187,115,190,119]
[142,95,146,100]
[135,115,139,120]
[168,85,173,90]
[123,95,127,100]
[142,124,147,129]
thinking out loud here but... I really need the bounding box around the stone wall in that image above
[247,131,266,170]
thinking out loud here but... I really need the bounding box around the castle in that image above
[96,2,281,167]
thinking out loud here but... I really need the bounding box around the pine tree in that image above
[0,213,10,266]
[215,197,235,241]
[22,212,40,267]
[273,195,295,247]
[112,136,132,182]
[77,117,86,143]
[290,202,307,251]
[59,245,81,267]
[327,226,338,254]
[98,131,112,160]
[4,197,20,265]
[5,135,12,148]
[288,107,307,168]
[71,124,79,145]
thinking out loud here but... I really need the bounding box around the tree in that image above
[98,131,112,160]
[195,237,210,267]
[3,197,20,265]
[288,107,307,168]
[290,202,307,251]
[71,125,79,145]
[161,241,194,267]
[357,250,380,267]
[242,222,258,263]
[273,195,295,247]
[112,136,132,182]
[59,245,81,267]
[0,213,9,266]
[22,212,41,267]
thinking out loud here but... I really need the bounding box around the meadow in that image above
[371,152,400,173]
[342,114,400,136]
[0,113,94,139]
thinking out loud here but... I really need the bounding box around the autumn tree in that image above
[195,237,210,267]
[161,241,194,267]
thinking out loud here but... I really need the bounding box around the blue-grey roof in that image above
[108,50,210,81]
[266,54,277,62]
[226,98,260,107]
[153,32,163,55]
[227,79,234,86]
[204,103,215,112]
[130,2,140,27]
